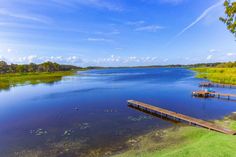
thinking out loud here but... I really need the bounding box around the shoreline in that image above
[112,112,236,157]
[191,67,236,85]
[112,68,236,157]
[0,70,78,90]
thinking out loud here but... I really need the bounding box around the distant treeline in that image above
[0,61,81,74]
[1,60,235,74]
[215,62,236,68]
[113,62,224,69]
[132,61,236,68]
[187,62,236,68]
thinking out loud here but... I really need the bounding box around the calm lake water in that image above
[1,68,236,156]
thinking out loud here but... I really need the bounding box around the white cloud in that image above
[92,55,159,65]
[209,49,218,53]
[206,55,213,60]
[5,55,83,64]
[135,25,164,32]
[227,53,236,56]
[66,56,80,63]
[163,58,169,62]
[7,48,12,53]
[0,55,6,61]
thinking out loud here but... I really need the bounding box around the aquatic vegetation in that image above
[78,123,90,130]
[104,109,118,113]
[0,71,76,90]
[30,128,48,136]
[63,130,73,136]
[72,122,91,131]
[192,67,236,85]
[113,114,236,157]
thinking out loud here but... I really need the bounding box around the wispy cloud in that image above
[50,0,123,11]
[126,20,164,32]
[159,0,185,5]
[87,38,113,42]
[142,0,186,5]
[175,0,224,38]
[126,20,145,26]
[94,30,120,35]
[0,9,50,24]
[135,25,164,32]
[206,55,213,60]
[165,0,224,46]
[208,49,218,53]
[227,53,236,56]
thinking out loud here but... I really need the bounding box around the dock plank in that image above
[127,100,236,135]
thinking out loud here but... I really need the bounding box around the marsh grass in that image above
[0,71,76,90]
[113,115,236,157]
[191,68,236,85]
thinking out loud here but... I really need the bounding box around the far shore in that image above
[0,71,78,90]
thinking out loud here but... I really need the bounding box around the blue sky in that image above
[0,0,235,66]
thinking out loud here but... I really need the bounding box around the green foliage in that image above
[192,67,236,85]
[0,61,80,74]
[113,116,236,157]
[220,0,236,36]
[0,71,76,90]
[216,61,236,68]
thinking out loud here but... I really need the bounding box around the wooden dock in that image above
[127,100,236,135]
[192,90,236,100]
[200,82,236,88]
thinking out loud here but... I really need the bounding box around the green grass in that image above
[0,71,77,90]
[191,67,236,85]
[113,115,236,157]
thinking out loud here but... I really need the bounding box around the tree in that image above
[28,63,37,72]
[0,61,8,73]
[0,60,79,74]
[16,65,26,73]
[220,0,236,36]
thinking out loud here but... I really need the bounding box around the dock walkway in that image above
[200,82,236,88]
[128,100,236,135]
[192,90,236,100]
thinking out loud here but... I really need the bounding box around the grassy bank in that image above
[191,67,236,85]
[0,71,77,90]
[113,114,236,157]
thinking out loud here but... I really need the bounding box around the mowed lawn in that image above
[113,115,236,157]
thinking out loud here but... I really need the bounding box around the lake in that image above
[1,68,236,156]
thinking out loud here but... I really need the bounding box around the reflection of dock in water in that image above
[127,100,236,135]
